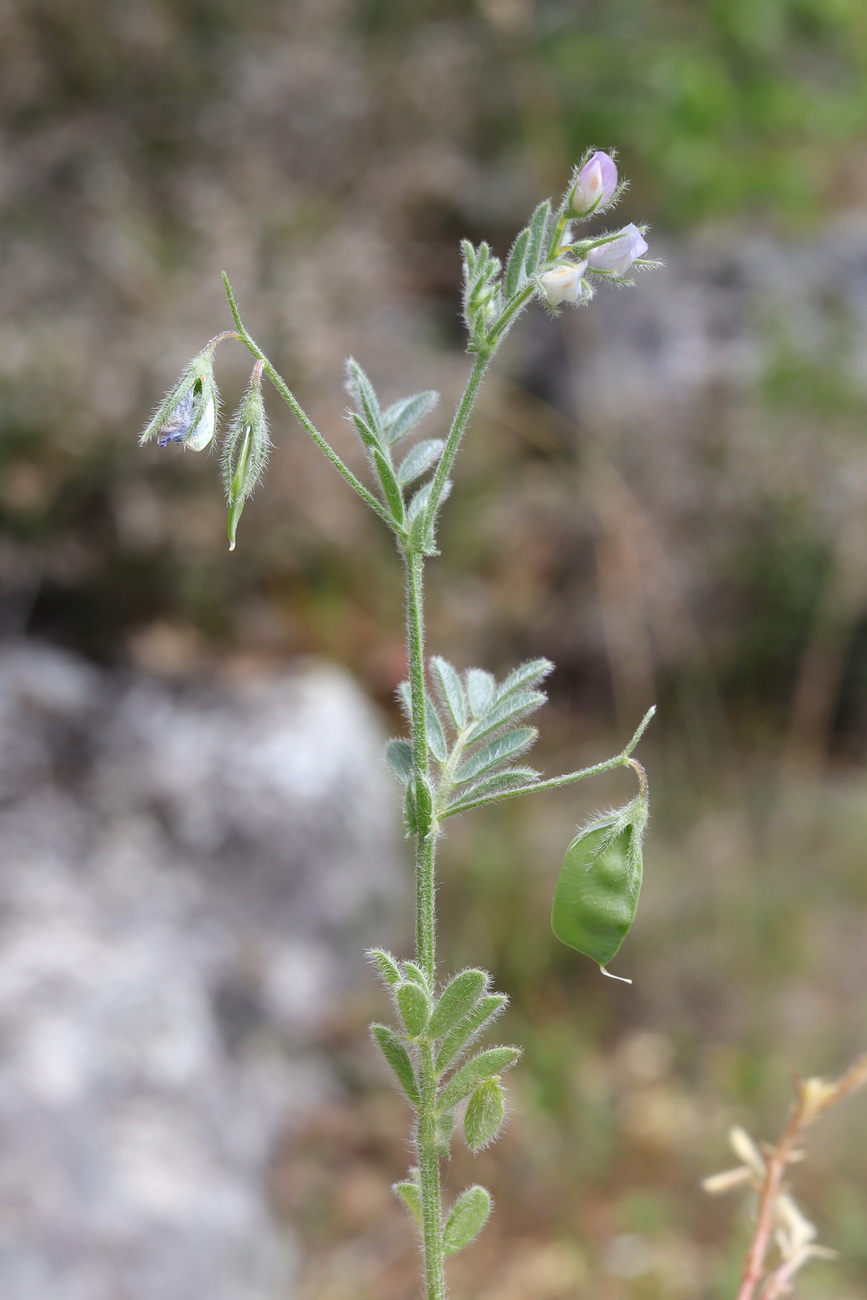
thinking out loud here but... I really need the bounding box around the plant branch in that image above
[421,351,490,537]
[442,707,655,819]
[221,274,399,533]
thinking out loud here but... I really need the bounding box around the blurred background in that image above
[2,0,867,1297]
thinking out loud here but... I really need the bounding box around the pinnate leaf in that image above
[455,728,537,784]
[436,993,508,1075]
[430,655,467,730]
[345,358,383,435]
[396,980,430,1037]
[425,694,448,763]
[397,439,443,485]
[464,1077,506,1151]
[385,738,413,784]
[439,1045,520,1111]
[394,1177,422,1225]
[446,766,540,812]
[465,668,496,719]
[429,969,488,1040]
[367,948,401,987]
[497,657,554,700]
[464,690,546,743]
[371,1023,420,1107]
[383,390,439,445]
[504,226,531,298]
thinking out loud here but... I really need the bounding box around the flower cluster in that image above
[536,150,651,311]
[139,337,271,549]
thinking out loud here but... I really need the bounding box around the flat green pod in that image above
[551,798,646,978]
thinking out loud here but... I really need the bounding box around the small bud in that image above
[537,261,590,309]
[568,151,618,217]
[140,345,220,452]
[223,361,272,550]
[586,223,648,278]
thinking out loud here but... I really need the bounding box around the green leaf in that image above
[345,358,383,436]
[403,773,433,838]
[439,1045,520,1111]
[393,1176,422,1226]
[367,948,401,987]
[406,480,434,523]
[371,446,405,524]
[464,690,546,743]
[436,993,508,1075]
[402,961,429,988]
[385,738,413,784]
[396,680,412,720]
[465,669,497,719]
[396,980,430,1037]
[436,1107,456,1158]
[383,390,439,445]
[443,1185,492,1256]
[446,766,540,812]
[461,239,477,278]
[429,969,489,1040]
[430,656,467,731]
[455,729,537,784]
[396,439,444,485]
[497,658,554,700]
[551,798,647,970]
[349,411,381,451]
[464,1078,506,1152]
[524,199,552,275]
[504,226,531,299]
[425,694,448,763]
[371,1023,420,1107]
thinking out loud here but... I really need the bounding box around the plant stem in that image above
[220,274,399,532]
[404,547,447,1299]
[406,549,438,979]
[418,1039,447,1300]
[442,706,656,818]
[422,350,491,536]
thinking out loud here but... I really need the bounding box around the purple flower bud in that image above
[538,261,590,308]
[586,224,648,277]
[569,152,618,216]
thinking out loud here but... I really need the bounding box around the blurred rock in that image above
[0,641,405,1300]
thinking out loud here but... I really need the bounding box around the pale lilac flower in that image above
[569,152,618,216]
[586,224,648,277]
[538,261,589,308]
[157,388,216,451]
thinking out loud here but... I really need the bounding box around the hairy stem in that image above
[221,274,398,532]
[405,548,446,1297]
[442,706,656,818]
[422,350,491,536]
[418,1039,446,1300]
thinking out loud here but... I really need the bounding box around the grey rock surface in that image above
[0,642,405,1300]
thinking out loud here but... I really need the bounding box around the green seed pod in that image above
[551,795,647,978]
[463,1077,506,1152]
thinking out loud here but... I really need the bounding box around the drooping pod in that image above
[551,794,647,979]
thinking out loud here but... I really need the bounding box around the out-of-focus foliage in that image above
[533,0,867,225]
